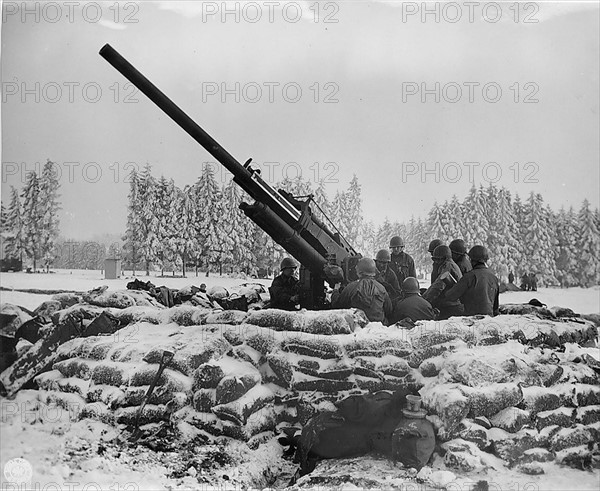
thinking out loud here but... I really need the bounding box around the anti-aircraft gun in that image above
[99,44,361,309]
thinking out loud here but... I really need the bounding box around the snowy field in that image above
[1,269,598,314]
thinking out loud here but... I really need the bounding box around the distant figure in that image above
[508,271,515,284]
[269,257,300,310]
[389,236,417,287]
[374,249,401,303]
[199,283,207,293]
[449,239,472,276]
[391,277,435,324]
[530,273,538,292]
[444,245,500,316]
[332,258,392,323]
[427,239,444,284]
[520,272,531,291]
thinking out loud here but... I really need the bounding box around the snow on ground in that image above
[0,269,272,311]
[1,269,599,314]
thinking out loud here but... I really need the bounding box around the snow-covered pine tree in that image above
[38,160,61,272]
[330,190,349,239]
[375,217,393,251]
[427,202,446,244]
[137,164,158,275]
[522,192,557,286]
[496,187,520,280]
[0,203,7,233]
[3,187,24,261]
[194,164,227,275]
[153,175,175,275]
[445,195,466,241]
[358,219,376,257]
[554,206,579,287]
[344,175,363,247]
[312,179,331,224]
[122,169,143,275]
[172,185,197,277]
[222,179,254,275]
[575,199,600,287]
[21,171,42,270]
[412,217,428,278]
[462,184,490,247]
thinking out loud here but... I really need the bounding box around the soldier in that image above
[389,236,416,287]
[449,239,472,276]
[428,239,444,284]
[424,245,464,319]
[332,258,392,323]
[391,277,435,323]
[508,271,515,284]
[443,245,500,316]
[269,257,300,310]
[520,272,531,291]
[374,249,401,303]
[530,272,538,291]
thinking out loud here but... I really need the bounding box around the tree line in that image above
[2,161,599,287]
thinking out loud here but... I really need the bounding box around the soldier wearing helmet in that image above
[388,236,416,288]
[427,239,444,283]
[443,245,500,316]
[269,257,300,310]
[374,249,401,302]
[391,277,435,324]
[423,245,464,319]
[332,258,392,323]
[449,239,472,275]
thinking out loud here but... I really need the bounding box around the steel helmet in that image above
[402,277,420,294]
[449,239,468,256]
[428,239,444,254]
[356,258,377,277]
[433,245,452,260]
[375,249,391,262]
[468,245,489,264]
[389,236,405,248]
[280,257,298,270]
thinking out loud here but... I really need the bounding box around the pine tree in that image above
[137,164,158,275]
[21,171,42,270]
[344,175,363,246]
[375,218,393,251]
[554,206,579,287]
[153,175,175,275]
[522,192,557,285]
[445,195,466,240]
[575,199,600,287]
[330,190,349,239]
[3,187,24,261]
[38,160,61,272]
[312,179,331,223]
[122,169,143,275]
[427,202,446,243]
[222,180,254,274]
[193,165,227,275]
[463,184,490,247]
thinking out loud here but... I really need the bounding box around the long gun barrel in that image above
[99,44,359,308]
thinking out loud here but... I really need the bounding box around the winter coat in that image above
[390,252,417,287]
[445,263,500,316]
[269,274,299,310]
[332,277,392,323]
[375,266,401,302]
[391,293,436,323]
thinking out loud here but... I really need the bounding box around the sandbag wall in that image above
[2,291,599,471]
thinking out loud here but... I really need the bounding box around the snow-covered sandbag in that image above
[211,384,275,425]
[50,292,82,309]
[83,288,136,309]
[204,310,247,325]
[245,308,366,335]
[1,304,33,338]
[33,300,63,318]
[462,382,523,418]
[419,383,470,431]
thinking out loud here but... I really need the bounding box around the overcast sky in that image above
[1,0,598,240]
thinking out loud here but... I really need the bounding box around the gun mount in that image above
[99,44,361,309]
